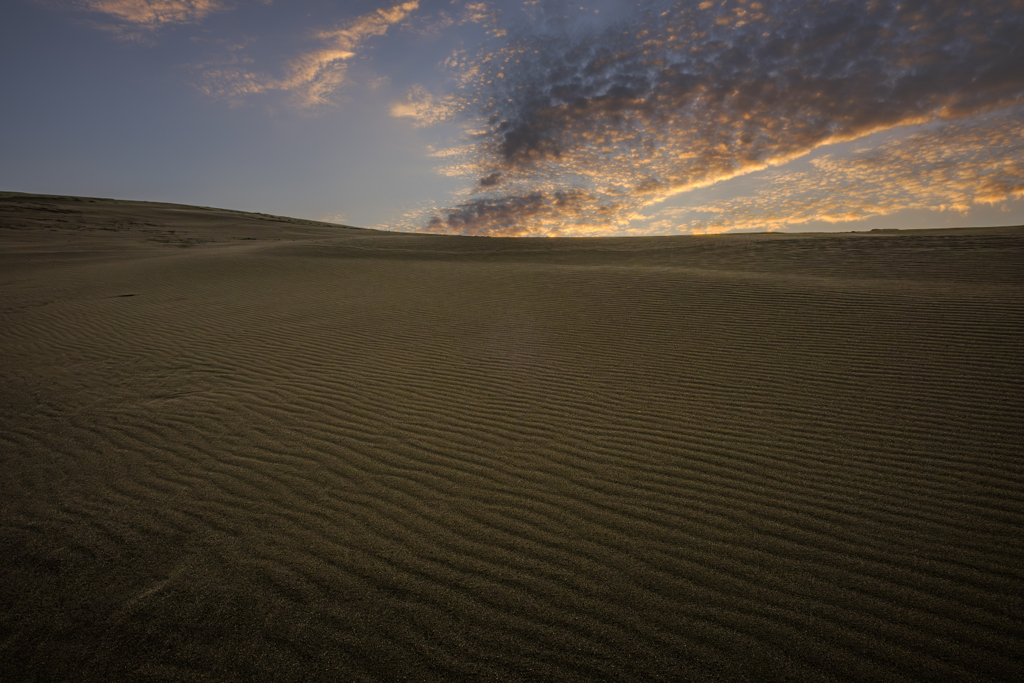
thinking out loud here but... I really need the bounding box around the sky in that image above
[2,0,1023,236]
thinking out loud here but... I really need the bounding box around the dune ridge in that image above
[1,193,1022,681]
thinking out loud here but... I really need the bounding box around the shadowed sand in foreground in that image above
[1,192,1022,682]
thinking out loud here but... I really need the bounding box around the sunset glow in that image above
[3,0,1022,235]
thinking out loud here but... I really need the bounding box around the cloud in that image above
[655,108,1024,234]
[54,0,232,38]
[390,85,459,127]
[279,0,418,107]
[195,1,419,108]
[417,0,1024,235]
[424,189,601,236]
[461,1,506,37]
[320,212,349,224]
[79,0,225,25]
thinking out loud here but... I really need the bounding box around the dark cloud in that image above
[429,0,1024,234]
[478,171,502,187]
[427,189,591,236]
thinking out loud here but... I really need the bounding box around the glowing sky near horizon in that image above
[2,0,1022,235]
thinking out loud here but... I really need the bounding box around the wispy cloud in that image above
[278,0,419,108]
[461,1,506,37]
[55,0,233,39]
[390,85,459,127]
[83,0,225,24]
[412,0,1024,235]
[195,1,419,109]
[652,108,1024,234]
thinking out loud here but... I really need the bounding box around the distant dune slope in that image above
[2,194,1023,682]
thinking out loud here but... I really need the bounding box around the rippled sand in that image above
[2,192,1022,681]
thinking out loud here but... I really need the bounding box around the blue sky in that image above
[2,0,1022,235]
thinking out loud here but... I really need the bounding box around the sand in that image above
[1,191,1022,681]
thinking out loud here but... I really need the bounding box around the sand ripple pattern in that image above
[2,211,1023,681]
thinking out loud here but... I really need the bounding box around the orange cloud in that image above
[80,0,226,26]
[390,85,459,127]
[654,109,1024,234]
[50,0,236,39]
[195,1,419,109]
[413,0,1024,235]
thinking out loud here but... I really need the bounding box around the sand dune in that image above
[1,192,1022,681]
